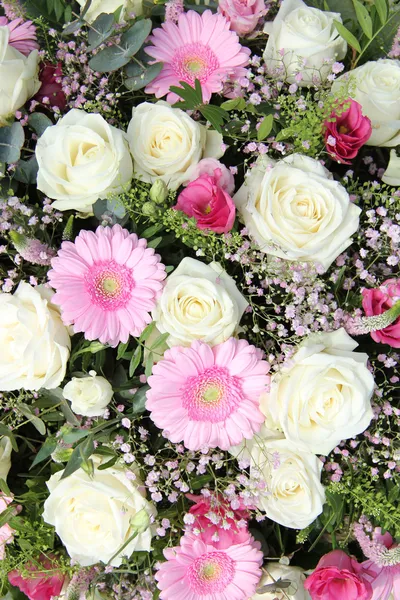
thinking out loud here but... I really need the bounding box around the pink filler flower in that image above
[362,279,400,348]
[324,99,372,165]
[218,0,267,36]
[146,338,270,451]
[175,170,236,234]
[8,554,65,600]
[144,10,250,103]
[48,224,166,347]
[155,532,263,600]
[0,17,39,56]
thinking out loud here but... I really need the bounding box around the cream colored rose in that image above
[234,435,325,529]
[36,109,133,213]
[151,257,248,348]
[42,457,156,566]
[0,26,40,125]
[127,101,224,191]
[0,438,12,481]
[77,0,143,22]
[63,371,114,417]
[233,153,360,271]
[252,563,310,600]
[261,329,375,456]
[263,0,346,86]
[382,150,400,186]
[0,283,70,392]
[332,59,400,147]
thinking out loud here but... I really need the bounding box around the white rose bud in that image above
[0,26,41,125]
[252,563,310,600]
[0,437,12,481]
[238,435,325,529]
[63,371,113,417]
[234,153,360,271]
[42,457,157,567]
[151,257,248,348]
[127,101,224,191]
[261,329,375,456]
[263,0,347,86]
[332,59,400,147]
[0,283,71,392]
[77,0,143,22]
[36,109,133,213]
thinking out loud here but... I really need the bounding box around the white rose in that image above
[252,563,310,600]
[332,59,400,147]
[233,153,360,271]
[263,0,346,86]
[382,150,400,186]
[77,0,143,22]
[0,26,40,125]
[42,457,156,566]
[127,101,224,191]
[261,329,375,456]
[0,437,12,481]
[151,257,248,348]
[63,371,114,417]
[234,435,325,529]
[36,109,133,213]
[0,283,70,392]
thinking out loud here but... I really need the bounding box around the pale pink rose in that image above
[186,158,235,195]
[0,495,14,559]
[218,0,266,36]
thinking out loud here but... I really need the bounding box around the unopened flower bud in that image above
[142,201,157,216]
[149,179,168,204]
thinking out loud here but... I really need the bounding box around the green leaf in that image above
[61,428,90,444]
[88,13,116,50]
[61,436,95,479]
[200,105,230,134]
[119,19,152,58]
[0,122,24,164]
[28,113,53,137]
[89,46,130,73]
[150,332,170,351]
[145,352,154,378]
[353,0,373,39]
[0,426,18,452]
[0,506,15,529]
[355,8,400,64]
[117,341,130,360]
[131,385,149,415]
[0,478,11,496]
[129,345,142,377]
[220,97,246,111]
[124,62,164,91]
[170,79,203,109]
[30,437,58,469]
[97,456,118,470]
[374,0,388,25]
[141,223,164,238]
[113,5,124,21]
[147,236,162,249]
[54,0,64,21]
[64,4,72,22]
[333,20,362,52]
[18,403,46,435]
[139,321,157,343]
[13,156,38,185]
[257,114,274,141]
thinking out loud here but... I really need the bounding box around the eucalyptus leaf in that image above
[62,18,84,35]
[124,62,163,91]
[119,19,152,58]
[28,113,53,137]
[88,13,116,50]
[13,156,38,185]
[131,385,149,415]
[89,46,131,73]
[0,122,24,164]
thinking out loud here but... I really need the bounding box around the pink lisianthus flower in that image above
[362,279,400,348]
[175,171,236,234]
[218,0,267,36]
[0,495,15,559]
[304,550,373,600]
[186,158,235,195]
[155,532,263,600]
[324,99,372,165]
[186,493,250,549]
[8,554,65,600]
[144,10,250,103]
[0,17,39,56]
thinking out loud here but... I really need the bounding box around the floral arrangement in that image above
[0,0,400,599]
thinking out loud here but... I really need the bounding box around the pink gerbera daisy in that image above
[156,533,263,600]
[144,10,251,103]
[48,224,166,347]
[146,338,269,450]
[0,17,39,56]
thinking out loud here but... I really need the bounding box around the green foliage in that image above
[0,123,24,164]
[171,80,230,133]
